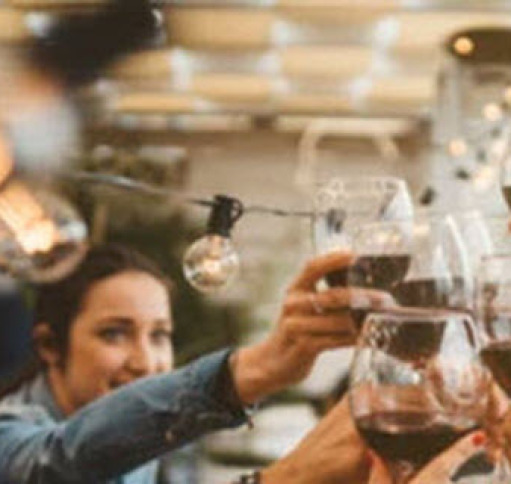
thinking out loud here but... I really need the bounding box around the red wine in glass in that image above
[326,254,410,327]
[356,411,477,473]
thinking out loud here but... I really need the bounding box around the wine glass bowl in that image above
[393,215,472,311]
[344,216,472,321]
[350,310,489,483]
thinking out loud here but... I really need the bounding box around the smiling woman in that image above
[37,266,174,415]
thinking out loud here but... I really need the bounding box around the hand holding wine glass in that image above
[350,310,489,483]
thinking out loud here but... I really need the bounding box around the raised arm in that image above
[0,350,244,483]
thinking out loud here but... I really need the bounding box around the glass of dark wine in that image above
[350,310,489,483]
[343,219,413,327]
[346,215,473,321]
[477,255,511,481]
[312,177,414,321]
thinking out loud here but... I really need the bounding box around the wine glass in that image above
[342,219,413,327]
[312,176,413,256]
[477,255,511,481]
[346,215,473,318]
[350,310,489,483]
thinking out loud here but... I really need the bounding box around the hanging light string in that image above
[60,170,315,218]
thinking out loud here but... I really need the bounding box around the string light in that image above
[61,170,313,293]
[453,36,474,56]
[482,102,504,122]
[183,195,243,294]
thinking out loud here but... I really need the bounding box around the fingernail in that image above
[472,432,486,446]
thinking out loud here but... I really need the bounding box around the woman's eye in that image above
[98,328,128,343]
[151,330,172,345]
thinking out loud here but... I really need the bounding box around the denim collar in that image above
[3,372,65,422]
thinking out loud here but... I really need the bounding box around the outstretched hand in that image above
[231,251,393,404]
[261,397,371,484]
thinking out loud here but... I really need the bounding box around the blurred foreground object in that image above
[29,0,162,89]
[2,0,161,174]
[0,0,162,281]
[0,138,87,283]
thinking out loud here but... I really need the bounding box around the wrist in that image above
[230,340,282,405]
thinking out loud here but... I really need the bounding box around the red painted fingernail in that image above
[472,432,486,446]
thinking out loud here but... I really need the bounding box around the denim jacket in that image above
[0,349,248,484]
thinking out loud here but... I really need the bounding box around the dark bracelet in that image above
[232,470,261,484]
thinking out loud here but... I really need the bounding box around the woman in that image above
[0,243,389,483]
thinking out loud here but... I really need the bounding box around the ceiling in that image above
[2,0,511,130]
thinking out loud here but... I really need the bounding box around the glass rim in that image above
[480,253,511,262]
[364,307,474,322]
[315,176,408,191]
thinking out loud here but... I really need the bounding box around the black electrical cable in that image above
[60,170,315,218]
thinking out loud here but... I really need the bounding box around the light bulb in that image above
[183,234,239,294]
[483,102,503,122]
[0,177,87,283]
[182,195,243,294]
[447,138,468,158]
[453,36,474,56]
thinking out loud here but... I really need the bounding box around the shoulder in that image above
[0,401,54,425]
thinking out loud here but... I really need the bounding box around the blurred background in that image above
[1,0,511,482]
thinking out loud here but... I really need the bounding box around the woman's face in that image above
[49,270,173,415]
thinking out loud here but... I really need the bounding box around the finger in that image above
[289,251,354,292]
[285,287,395,314]
[412,431,485,483]
[284,315,356,337]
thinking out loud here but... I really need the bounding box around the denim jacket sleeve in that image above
[0,349,248,483]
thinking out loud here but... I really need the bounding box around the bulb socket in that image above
[206,195,243,238]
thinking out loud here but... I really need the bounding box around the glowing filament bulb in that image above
[183,195,243,294]
[0,181,59,254]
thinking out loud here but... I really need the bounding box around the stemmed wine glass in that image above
[350,310,489,483]
[477,255,511,482]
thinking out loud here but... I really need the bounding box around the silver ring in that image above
[308,293,324,315]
